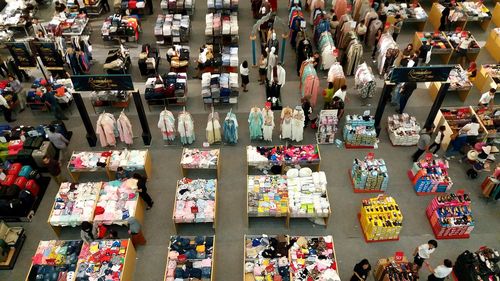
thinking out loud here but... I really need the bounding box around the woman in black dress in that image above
[350,259,372,281]
[133,173,154,210]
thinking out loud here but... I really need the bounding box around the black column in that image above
[424,83,450,129]
[73,93,97,147]
[374,81,395,137]
[132,91,152,146]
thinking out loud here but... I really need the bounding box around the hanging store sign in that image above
[71,75,134,91]
[390,66,454,83]
[32,42,65,70]
[5,42,37,69]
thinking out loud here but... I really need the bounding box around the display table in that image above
[485,28,500,63]
[453,247,500,281]
[201,72,239,106]
[160,0,196,15]
[458,1,492,31]
[25,240,83,280]
[387,114,421,146]
[433,107,487,151]
[101,15,141,43]
[90,91,132,113]
[172,178,217,232]
[343,114,376,149]
[164,236,215,281]
[144,75,188,109]
[289,235,340,280]
[246,145,321,174]
[349,153,388,193]
[426,192,474,239]
[0,1,36,36]
[154,14,190,45]
[413,32,453,64]
[494,3,500,27]
[385,2,427,31]
[445,31,481,63]
[27,78,74,113]
[472,106,500,144]
[67,150,152,182]
[244,235,290,281]
[473,64,500,93]
[429,3,467,31]
[48,179,144,237]
[373,256,417,281]
[180,148,220,179]
[408,156,453,195]
[358,195,403,242]
[247,175,289,226]
[77,239,136,281]
[316,110,338,144]
[0,222,25,270]
[429,65,473,102]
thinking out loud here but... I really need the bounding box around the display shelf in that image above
[373,256,417,281]
[428,218,470,240]
[408,169,448,196]
[357,213,400,243]
[343,114,377,149]
[473,64,500,93]
[316,110,338,144]
[408,156,453,195]
[172,178,217,232]
[164,236,215,281]
[485,29,500,63]
[413,32,453,64]
[180,148,220,179]
[429,66,473,102]
[0,228,25,270]
[247,175,289,227]
[385,2,427,31]
[387,114,421,147]
[344,143,375,149]
[348,170,385,194]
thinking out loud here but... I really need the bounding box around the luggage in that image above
[1,175,16,187]
[19,189,35,206]
[14,177,28,189]
[25,180,40,196]
[19,166,33,178]
[2,185,19,199]
[7,163,22,175]
[28,170,40,180]
[32,141,56,168]
[16,149,33,162]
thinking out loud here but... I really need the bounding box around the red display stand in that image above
[425,191,472,240]
[427,218,470,240]
[345,143,375,149]
[348,170,385,193]
[407,170,448,196]
[357,213,400,243]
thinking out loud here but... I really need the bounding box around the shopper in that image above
[400,44,414,67]
[467,61,477,78]
[312,51,321,71]
[429,126,446,157]
[372,28,383,60]
[412,127,433,162]
[258,52,268,84]
[397,81,417,113]
[301,97,312,128]
[350,259,371,281]
[42,156,65,185]
[460,117,480,144]
[418,38,432,66]
[330,15,339,39]
[391,14,403,41]
[115,167,129,180]
[80,221,97,243]
[413,240,438,270]
[333,85,347,102]
[0,56,8,78]
[425,259,453,281]
[76,0,87,14]
[106,229,119,239]
[194,46,208,79]
[7,74,25,112]
[101,0,110,13]
[240,60,249,92]
[0,94,15,122]
[44,87,68,120]
[322,82,335,104]
[479,88,495,107]
[391,83,404,106]
[133,173,154,209]
[457,32,473,68]
[127,216,146,246]
[445,131,468,160]
[47,125,69,159]
[439,4,451,31]
[355,20,367,43]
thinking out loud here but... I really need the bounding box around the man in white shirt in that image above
[425,259,453,281]
[479,88,496,107]
[333,85,347,102]
[413,240,438,270]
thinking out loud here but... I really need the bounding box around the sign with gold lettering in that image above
[390,66,454,83]
[32,42,65,70]
[5,42,37,69]
[71,75,134,91]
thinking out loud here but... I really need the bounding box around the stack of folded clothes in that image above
[93,179,139,225]
[222,46,239,67]
[154,14,190,45]
[201,72,239,104]
[76,239,130,280]
[180,149,219,169]
[247,175,288,217]
[244,235,290,281]
[120,0,147,12]
[165,236,214,280]
[144,72,187,101]
[30,240,83,281]
[49,182,102,227]
[68,151,111,171]
[107,150,147,172]
[289,236,341,280]
[173,178,216,223]
[286,168,330,218]
[161,0,195,14]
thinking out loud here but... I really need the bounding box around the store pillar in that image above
[374,81,395,137]
[250,35,257,66]
[132,91,152,146]
[73,93,97,147]
[424,83,450,129]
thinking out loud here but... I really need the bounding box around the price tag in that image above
[367,152,375,161]
[394,251,404,262]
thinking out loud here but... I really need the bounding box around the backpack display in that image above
[25,180,40,197]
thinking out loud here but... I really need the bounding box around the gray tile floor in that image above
[0,0,499,280]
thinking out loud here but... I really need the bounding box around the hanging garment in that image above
[299,60,320,107]
[158,110,176,141]
[291,107,305,142]
[367,19,382,46]
[355,63,376,99]
[318,31,336,70]
[335,0,347,19]
[96,113,117,147]
[223,111,238,144]
[345,40,363,75]
[281,107,294,139]
[248,107,264,140]
[206,112,222,144]
[178,111,195,145]
[354,0,370,21]
[117,111,133,145]
[262,108,274,141]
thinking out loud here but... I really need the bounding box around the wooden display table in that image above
[172,179,218,232]
[373,256,413,281]
[473,64,500,93]
[412,32,453,64]
[429,3,467,31]
[458,1,492,30]
[386,3,427,31]
[485,30,500,63]
[180,148,220,179]
[429,81,472,102]
[471,106,500,144]
[164,236,216,281]
[107,150,153,180]
[494,3,500,27]
[246,145,322,175]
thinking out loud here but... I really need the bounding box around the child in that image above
[240,60,249,92]
[429,126,446,157]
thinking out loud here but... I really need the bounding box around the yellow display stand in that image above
[459,2,492,31]
[485,30,500,63]
[473,65,500,94]
[429,3,466,31]
[412,32,453,64]
[494,3,500,27]
[429,81,471,102]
